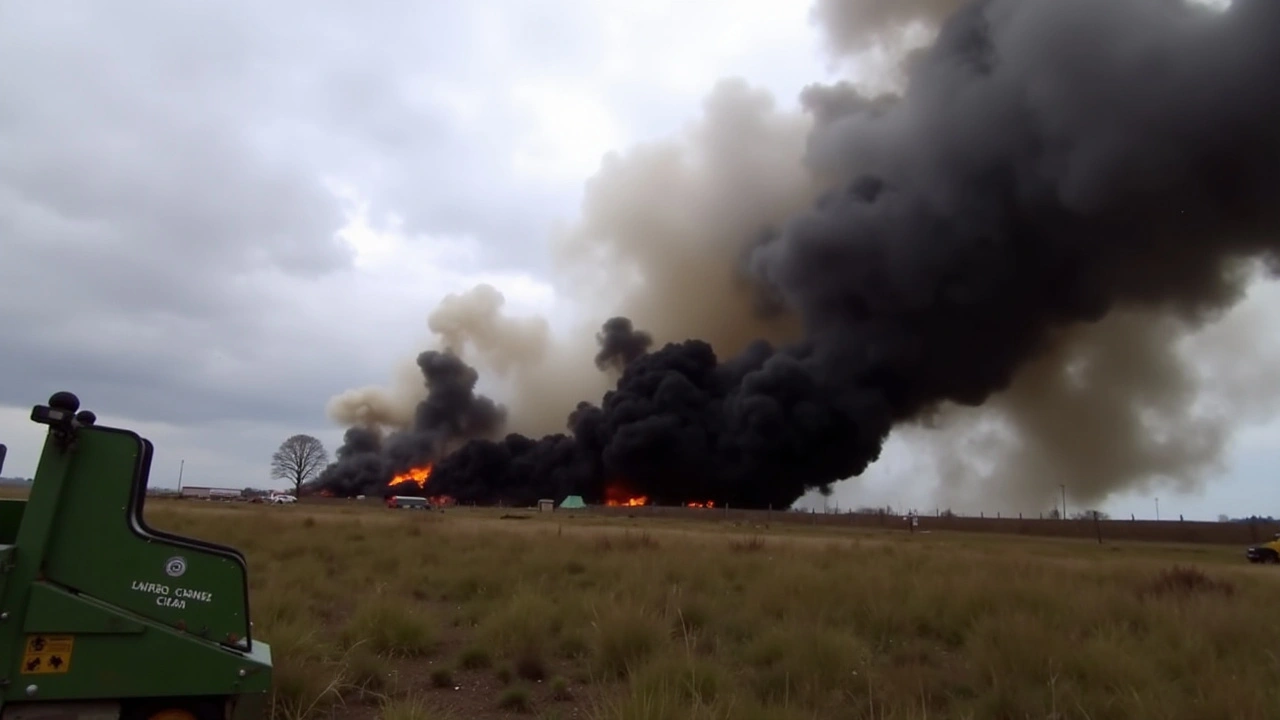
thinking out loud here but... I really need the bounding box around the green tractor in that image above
[0,392,273,720]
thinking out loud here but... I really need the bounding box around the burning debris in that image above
[387,464,457,507]
[604,485,649,508]
[389,465,432,491]
[314,349,505,498]
[320,0,1280,511]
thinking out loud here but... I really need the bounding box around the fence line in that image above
[290,493,1275,547]
[576,504,1278,546]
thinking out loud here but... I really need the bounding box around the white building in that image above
[179,486,242,500]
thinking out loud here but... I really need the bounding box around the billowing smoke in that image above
[315,349,506,496]
[594,317,653,372]
[323,79,817,441]
[811,0,971,54]
[322,0,1280,511]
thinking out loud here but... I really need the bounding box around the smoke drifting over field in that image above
[318,0,1280,511]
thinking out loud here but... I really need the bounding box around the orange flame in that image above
[390,464,433,489]
[603,483,648,507]
[686,501,716,508]
[606,495,649,507]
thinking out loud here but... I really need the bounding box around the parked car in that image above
[1246,533,1280,563]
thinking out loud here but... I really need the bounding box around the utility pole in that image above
[1060,484,1067,519]
[178,459,185,491]
[1155,497,1160,521]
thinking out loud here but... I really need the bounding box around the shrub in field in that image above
[457,645,491,670]
[664,587,713,636]
[344,643,394,697]
[379,696,443,720]
[513,645,548,682]
[631,652,731,707]
[339,588,438,658]
[1138,565,1236,600]
[475,587,563,656]
[497,684,535,713]
[428,665,453,689]
[550,676,574,701]
[728,535,766,553]
[595,530,659,551]
[591,606,668,679]
[557,629,591,660]
[258,621,346,720]
[474,586,562,683]
[740,626,866,708]
[593,678,775,720]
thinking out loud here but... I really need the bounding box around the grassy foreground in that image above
[148,501,1280,720]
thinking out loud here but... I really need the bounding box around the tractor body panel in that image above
[0,501,25,544]
[0,393,272,719]
[40,428,252,648]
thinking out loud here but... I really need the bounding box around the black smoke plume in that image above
[594,317,653,371]
[328,0,1280,509]
[315,349,505,496]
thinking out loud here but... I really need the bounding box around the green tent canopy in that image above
[559,495,586,509]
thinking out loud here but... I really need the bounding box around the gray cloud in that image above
[0,0,617,441]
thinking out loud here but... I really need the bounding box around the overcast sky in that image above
[2,0,1275,521]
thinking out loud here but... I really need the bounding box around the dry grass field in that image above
[135,498,1280,720]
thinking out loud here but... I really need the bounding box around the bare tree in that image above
[271,435,328,497]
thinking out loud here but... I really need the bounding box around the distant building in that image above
[179,486,242,500]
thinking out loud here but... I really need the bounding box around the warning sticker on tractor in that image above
[21,634,74,674]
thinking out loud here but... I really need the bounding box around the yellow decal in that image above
[20,634,74,674]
